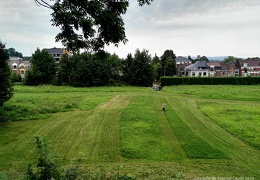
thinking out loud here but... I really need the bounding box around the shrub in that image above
[12,73,22,83]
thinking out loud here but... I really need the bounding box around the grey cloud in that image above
[1,0,259,57]
[128,0,260,21]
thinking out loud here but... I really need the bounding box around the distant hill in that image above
[187,56,228,61]
[207,56,228,61]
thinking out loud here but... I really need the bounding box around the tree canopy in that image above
[57,51,122,86]
[224,56,236,64]
[24,49,57,85]
[0,41,13,106]
[34,0,153,53]
[160,50,177,76]
[122,49,154,86]
[4,47,23,58]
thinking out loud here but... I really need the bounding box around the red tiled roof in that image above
[238,58,260,66]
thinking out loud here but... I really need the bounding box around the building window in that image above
[21,70,25,74]
[203,72,207,76]
[192,72,195,76]
[199,72,202,76]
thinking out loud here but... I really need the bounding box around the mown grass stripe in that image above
[120,95,176,161]
[165,98,227,159]
[156,96,186,160]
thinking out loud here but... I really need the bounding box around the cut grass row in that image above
[120,96,176,161]
[121,95,227,160]
[163,97,227,159]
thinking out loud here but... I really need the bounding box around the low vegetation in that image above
[0,85,259,179]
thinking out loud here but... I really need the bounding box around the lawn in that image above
[0,85,259,179]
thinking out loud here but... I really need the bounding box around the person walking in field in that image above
[162,103,166,113]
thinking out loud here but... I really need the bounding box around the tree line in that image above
[0,39,178,106]
[24,48,178,87]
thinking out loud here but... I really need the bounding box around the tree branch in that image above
[34,0,53,9]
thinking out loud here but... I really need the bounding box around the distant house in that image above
[207,62,222,77]
[8,57,30,79]
[220,61,238,77]
[175,56,191,65]
[43,47,71,62]
[176,56,192,76]
[184,61,209,77]
[236,58,260,77]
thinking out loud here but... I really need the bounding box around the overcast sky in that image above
[1,0,260,58]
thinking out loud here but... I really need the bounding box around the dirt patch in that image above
[97,95,132,110]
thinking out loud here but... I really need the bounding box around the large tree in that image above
[59,51,115,86]
[122,49,154,86]
[151,54,162,81]
[24,49,57,85]
[108,53,123,82]
[122,53,135,85]
[57,53,71,85]
[160,50,177,76]
[224,56,236,64]
[0,41,13,106]
[164,57,175,76]
[34,0,153,53]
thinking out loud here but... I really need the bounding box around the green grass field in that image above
[0,85,259,179]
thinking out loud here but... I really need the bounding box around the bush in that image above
[12,73,22,83]
[24,136,81,180]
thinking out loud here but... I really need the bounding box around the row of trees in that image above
[24,49,178,87]
[4,47,23,58]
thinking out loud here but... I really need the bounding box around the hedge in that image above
[160,76,260,86]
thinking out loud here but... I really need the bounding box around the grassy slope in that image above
[0,85,259,179]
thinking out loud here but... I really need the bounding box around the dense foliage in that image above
[4,47,23,58]
[151,55,162,81]
[0,41,13,106]
[23,48,180,87]
[58,49,155,87]
[160,50,177,76]
[122,49,154,86]
[35,0,153,53]
[24,49,57,85]
[58,51,115,86]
